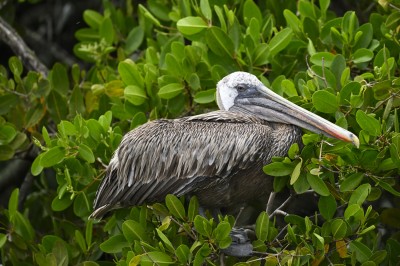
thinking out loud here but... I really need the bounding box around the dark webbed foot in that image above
[222,228,253,257]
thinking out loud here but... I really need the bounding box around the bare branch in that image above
[0,16,48,76]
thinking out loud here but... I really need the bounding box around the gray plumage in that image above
[90,72,359,219]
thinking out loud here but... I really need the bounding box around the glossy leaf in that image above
[263,162,293,176]
[331,219,347,239]
[177,17,208,35]
[194,89,215,104]
[206,27,235,57]
[255,211,269,241]
[349,183,371,205]
[269,28,292,56]
[357,110,381,137]
[83,10,103,29]
[165,194,186,220]
[306,173,330,196]
[318,195,337,220]
[340,172,364,192]
[312,90,338,113]
[350,241,372,263]
[158,83,184,99]
[40,146,66,168]
[125,85,147,105]
[100,235,129,253]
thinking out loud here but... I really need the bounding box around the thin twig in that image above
[266,191,276,215]
[269,194,293,218]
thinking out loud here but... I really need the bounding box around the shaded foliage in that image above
[1,0,400,265]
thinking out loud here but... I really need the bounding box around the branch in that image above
[0,16,48,77]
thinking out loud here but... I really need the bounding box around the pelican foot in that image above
[222,228,253,257]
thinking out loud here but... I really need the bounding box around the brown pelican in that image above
[90,72,359,219]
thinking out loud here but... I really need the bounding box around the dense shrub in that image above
[1,0,400,265]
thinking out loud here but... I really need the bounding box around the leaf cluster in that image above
[0,0,400,265]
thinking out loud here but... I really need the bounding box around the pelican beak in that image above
[233,84,360,148]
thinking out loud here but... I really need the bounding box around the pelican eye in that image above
[237,84,247,92]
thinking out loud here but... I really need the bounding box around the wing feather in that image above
[91,111,273,218]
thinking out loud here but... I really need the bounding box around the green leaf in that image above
[0,94,18,115]
[100,17,114,44]
[0,125,16,145]
[370,250,388,265]
[69,86,85,115]
[269,28,292,56]
[310,52,335,68]
[75,28,99,41]
[14,212,35,241]
[99,110,112,131]
[318,195,337,220]
[158,83,184,99]
[50,63,69,96]
[352,48,374,64]
[350,241,372,263]
[194,89,215,104]
[165,194,186,220]
[252,43,270,66]
[188,196,199,222]
[0,145,14,161]
[176,244,190,263]
[52,240,68,266]
[263,162,293,176]
[255,211,269,241]
[206,27,235,57]
[9,56,23,77]
[118,59,144,87]
[200,0,212,21]
[344,204,364,221]
[51,194,72,211]
[349,183,371,205]
[331,219,347,239]
[130,112,147,130]
[83,10,103,29]
[342,11,358,41]
[58,121,77,137]
[340,172,364,192]
[312,90,338,113]
[0,233,6,249]
[40,146,66,168]
[313,233,325,251]
[177,16,208,35]
[319,0,330,16]
[194,215,212,237]
[75,230,87,252]
[214,221,230,240]
[281,79,298,97]
[122,220,147,243]
[125,26,144,54]
[243,0,262,25]
[47,90,68,123]
[356,110,381,137]
[125,85,148,105]
[156,229,175,252]
[100,234,129,253]
[306,173,330,196]
[31,153,44,176]
[290,159,302,185]
[8,188,19,220]
[141,251,174,265]
[283,9,301,34]
[78,144,95,163]
[139,4,161,27]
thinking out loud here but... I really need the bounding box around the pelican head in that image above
[216,72,359,147]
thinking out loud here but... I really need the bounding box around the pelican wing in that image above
[91,111,272,218]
